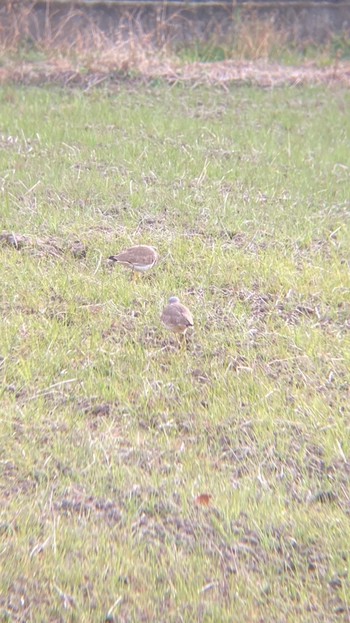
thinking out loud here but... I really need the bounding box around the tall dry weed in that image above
[0,2,176,74]
[0,0,347,74]
[233,13,289,59]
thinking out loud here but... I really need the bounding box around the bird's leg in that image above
[131,270,139,282]
[179,332,187,350]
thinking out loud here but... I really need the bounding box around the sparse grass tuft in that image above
[0,82,350,622]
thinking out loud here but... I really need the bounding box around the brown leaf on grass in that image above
[195,494,212,507]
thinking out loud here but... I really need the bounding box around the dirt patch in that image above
[0,230,88,260]
[54,489,123,527]
[1,461,37,500]
[173,59,350,87]
[0,57,350,88]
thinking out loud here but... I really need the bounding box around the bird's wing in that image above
[162,304,193,327]
[179,305,194,327]
[111,247,156,265]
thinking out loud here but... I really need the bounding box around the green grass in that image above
[176,32,350,65]
[0,83,350,622]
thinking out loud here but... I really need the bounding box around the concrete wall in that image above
[1,1,349,45]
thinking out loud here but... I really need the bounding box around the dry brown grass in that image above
[232,12,289,60]
[0,53,349,89]
[0,1,349,86]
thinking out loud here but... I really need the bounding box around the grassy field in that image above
[0,82,350,622]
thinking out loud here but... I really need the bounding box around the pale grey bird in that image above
[161,296,194,342]
[109,245,158,279]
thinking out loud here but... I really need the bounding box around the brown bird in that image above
[161,296,194,344]
[108,245,158,279]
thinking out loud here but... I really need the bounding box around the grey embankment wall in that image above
[0,1,349,44]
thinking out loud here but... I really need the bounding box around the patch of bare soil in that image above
[1,230,87,259]
[1,461,37,500]
[0,57,349,88]
[171,59,350,88]
[54,489,123,526]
